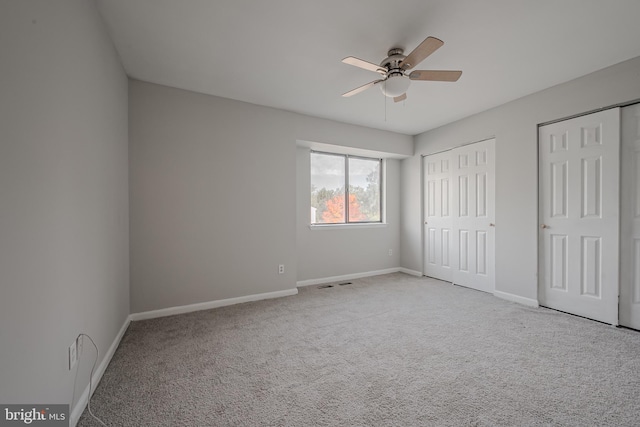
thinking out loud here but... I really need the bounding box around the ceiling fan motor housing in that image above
[380,48,406,70]
[380,48,410,97]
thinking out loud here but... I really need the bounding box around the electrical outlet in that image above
[278,264,285,274]
[388,249,393,256]
[68,339,78,370]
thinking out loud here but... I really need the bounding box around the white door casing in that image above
[423,150,453,282]
[538,108,620,325]
[620,104,640,330]
[423,139,495,293]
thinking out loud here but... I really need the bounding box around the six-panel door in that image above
[423,151,453,282]
[538,108,620,325]
[451,139,495,293]
[423,139,495,293]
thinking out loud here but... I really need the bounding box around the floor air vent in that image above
[338,282,353,286]
[317,284,333,289]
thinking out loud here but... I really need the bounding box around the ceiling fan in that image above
[341,36,462,102]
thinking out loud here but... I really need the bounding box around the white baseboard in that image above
[129,288,299,321]
[70,316,131,427]
[493,290,539,308]
[398,268,423,277]
[296,268,406,287]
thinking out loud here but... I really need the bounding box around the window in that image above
[310,151,382,224]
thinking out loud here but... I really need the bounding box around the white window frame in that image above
[310,150,384,227]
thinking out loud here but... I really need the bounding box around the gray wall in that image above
[296,148,401,282]
[129,80,412,313]
[401,56,640,301]
[0,0,129,405]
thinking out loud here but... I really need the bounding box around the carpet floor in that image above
[78,273,640,426]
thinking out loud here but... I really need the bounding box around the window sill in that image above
[309,223,388,230]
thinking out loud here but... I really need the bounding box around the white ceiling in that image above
[96,0,640,135]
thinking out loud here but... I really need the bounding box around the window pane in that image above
[311,152,346,224]
[348,157,381,222]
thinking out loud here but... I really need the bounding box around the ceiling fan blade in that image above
[409,70,462,82]
[400,36,444,70]
[393,93,407,103]
[342,57,387,75]
[342,79,383,97]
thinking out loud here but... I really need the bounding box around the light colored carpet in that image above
[79,273,640,426]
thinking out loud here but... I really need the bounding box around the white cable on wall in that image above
[72,333,108,426]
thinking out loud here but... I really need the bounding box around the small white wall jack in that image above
[278,264,285,274]
[388,249,393,256]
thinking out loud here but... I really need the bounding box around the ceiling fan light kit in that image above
[380,73,411,98]
[341,36,462,102]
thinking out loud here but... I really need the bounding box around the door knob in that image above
[489,223,495,227]
[424,221,428,224]
[540,224,549,229]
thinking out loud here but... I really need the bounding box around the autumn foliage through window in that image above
[310,152,382,224]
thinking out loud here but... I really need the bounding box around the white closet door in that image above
[423,151,453,282]
[538,108,620,325]
[620,104,640,330]
[451,139,496,293]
